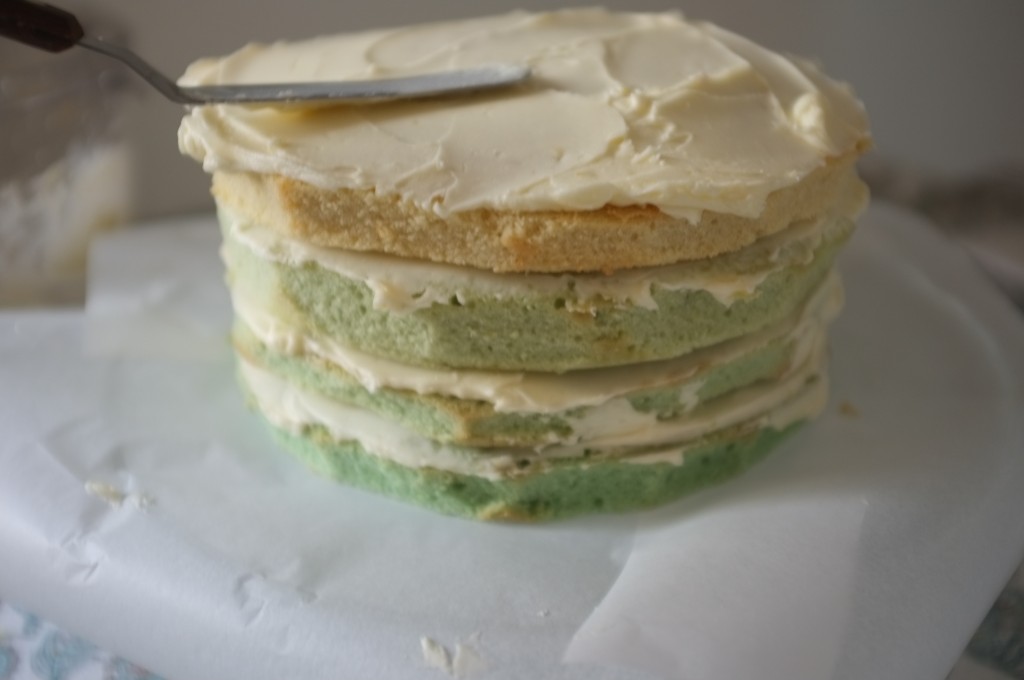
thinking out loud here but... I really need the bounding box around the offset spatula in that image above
[0,0,531,105]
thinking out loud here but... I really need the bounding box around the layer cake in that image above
[178,9,870,520]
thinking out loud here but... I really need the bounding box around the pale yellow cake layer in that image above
[212,152,866,273]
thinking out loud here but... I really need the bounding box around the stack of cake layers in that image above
[179,9,870,520]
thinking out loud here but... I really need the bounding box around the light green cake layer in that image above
[221,212,852,372]
[261,415,801,521]
[233,318,798,447]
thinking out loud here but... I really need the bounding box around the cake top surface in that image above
[178,9,869,220]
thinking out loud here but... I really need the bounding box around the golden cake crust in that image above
[211,148,867,274]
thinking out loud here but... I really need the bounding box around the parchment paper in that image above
[1,202,1022,680]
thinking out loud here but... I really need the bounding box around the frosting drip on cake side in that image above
[178,9,869,220]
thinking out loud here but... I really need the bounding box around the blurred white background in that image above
[6,0,1024,219]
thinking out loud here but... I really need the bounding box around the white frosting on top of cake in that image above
[178,9,869,220]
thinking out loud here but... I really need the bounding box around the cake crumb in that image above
[84,481,155,511]
[839,400,860,417]
[421,634,486,678]
[420,637,452,675]
[452,633,487,678]
[85,481,126,506]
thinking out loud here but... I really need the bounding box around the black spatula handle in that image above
[0,0,84,52]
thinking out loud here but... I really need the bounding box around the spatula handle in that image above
[0,0,83,52]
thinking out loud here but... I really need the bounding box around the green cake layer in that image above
[233,318,800,447]
[261,410,803,521]
[218,206,846,521]
[221,210,853,372]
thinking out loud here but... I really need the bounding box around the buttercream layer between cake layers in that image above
[236,348,828,520]
[231,269,842,447]
[220,205,853,372]
[271,418,803,521]
[180,8,871,272]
